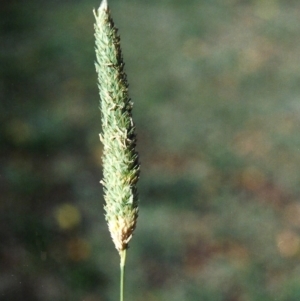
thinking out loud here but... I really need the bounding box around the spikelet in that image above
[94,0,140,254]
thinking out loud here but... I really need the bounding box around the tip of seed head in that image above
[100,0,108,10]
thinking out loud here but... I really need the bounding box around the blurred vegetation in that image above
[1,0,300,300]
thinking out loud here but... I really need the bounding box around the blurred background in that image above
[1,0,300,300]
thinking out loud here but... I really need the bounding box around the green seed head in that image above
[94,0,140,253]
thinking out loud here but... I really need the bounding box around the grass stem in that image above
[120,249,127,301]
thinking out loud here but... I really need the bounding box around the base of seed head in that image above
[108,216,137,253]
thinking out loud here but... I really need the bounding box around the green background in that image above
[1,0,300,300]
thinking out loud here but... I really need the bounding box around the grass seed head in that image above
[94,0,140,253]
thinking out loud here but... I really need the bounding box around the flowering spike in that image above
[94,1,140,254]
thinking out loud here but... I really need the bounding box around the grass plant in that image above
[93,1,140,300]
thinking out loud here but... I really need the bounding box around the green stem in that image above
[120,249,127,301]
